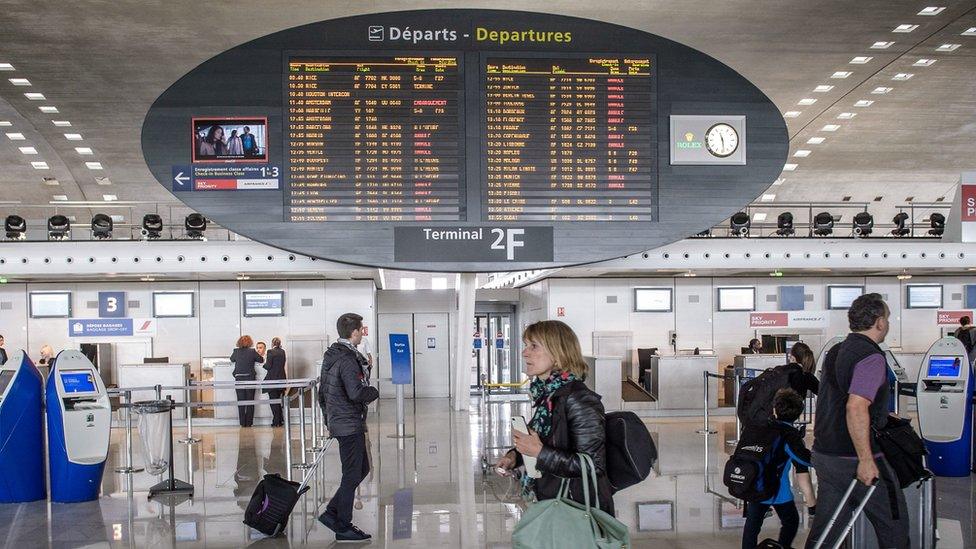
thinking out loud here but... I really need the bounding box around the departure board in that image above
[286,56,464,222]
[483,57,655,222]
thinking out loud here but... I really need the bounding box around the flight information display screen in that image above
[482,56,655,222]
[286,55,464,222]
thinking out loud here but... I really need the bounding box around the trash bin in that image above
[132,400,173,475]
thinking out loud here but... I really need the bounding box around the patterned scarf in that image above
[528,370,580,438]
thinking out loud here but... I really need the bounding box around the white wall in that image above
[521,275,975,369]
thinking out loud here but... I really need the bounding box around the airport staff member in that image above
[805,293,908,549]
[318,313,378,543]
[37,344,55,377]
[230,335,263,427]
[263,337,287,427]
[0,334,6,365]
[746,338,763,354]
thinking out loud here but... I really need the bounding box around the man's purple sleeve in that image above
[848,353,887,401]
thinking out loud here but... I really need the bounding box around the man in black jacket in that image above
[317,313,379,542]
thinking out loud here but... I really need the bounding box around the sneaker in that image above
[317,511,343,533]
[335,524,371,542]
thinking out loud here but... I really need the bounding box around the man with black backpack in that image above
[726,389,814,549]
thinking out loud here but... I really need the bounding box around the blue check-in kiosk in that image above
[0,350,46,503]
[46,350,112,502]
[916,337,974,477]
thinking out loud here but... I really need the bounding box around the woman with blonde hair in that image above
[230,335,263,427]
[495,320,614,515]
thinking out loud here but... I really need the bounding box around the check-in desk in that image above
[212,360,273,421]
[641,354,719,412]
[583,355,623,412]
[733,354,786,377]
[117,363,188,419]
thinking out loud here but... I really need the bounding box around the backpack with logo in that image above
[604,411,656,492]
[736,364,792,427]
[722,426,783,502]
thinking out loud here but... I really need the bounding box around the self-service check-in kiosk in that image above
[46,350,111,502]
[917,337,974,477]
[0,350,46,503]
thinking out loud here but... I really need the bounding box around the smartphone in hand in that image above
[511,416,541,478]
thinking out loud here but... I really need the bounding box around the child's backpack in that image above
[722,426,784,502]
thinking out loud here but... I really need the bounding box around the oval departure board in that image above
[142,10,788,271]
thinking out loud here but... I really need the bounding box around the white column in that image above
[452,273,477,411]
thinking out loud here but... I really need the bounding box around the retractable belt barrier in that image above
[108,378,327,482]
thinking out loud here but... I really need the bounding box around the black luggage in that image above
[244,438,332,536]
[604,411,656,492]
[757,539,784,549]
[872,415,929,489]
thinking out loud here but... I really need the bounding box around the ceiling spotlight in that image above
[4,215,26,240]
[729,211,750,237]
[853,212,874,237]
[185,213,207,240]
[891,212,910,237]
[90,213,113,239]
[47,214,70,240]
[142,213,163,240]
[928,213,945,236]
[813,211,834,236]
[776,211,795,237]
[769,270,784,278]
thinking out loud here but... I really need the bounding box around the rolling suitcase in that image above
[811,478,878,549]
[243,438,334,536]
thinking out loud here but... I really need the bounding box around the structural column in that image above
[452,272,477,411]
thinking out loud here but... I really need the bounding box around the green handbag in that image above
[512,453,630,549]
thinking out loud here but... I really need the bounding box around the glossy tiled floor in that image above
[1,398,973,547]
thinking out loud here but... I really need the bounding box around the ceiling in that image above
[1,0,975,250]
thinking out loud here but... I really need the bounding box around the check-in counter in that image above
[891,351,925,413]
[733,354,786,377]
[641,355,719,411]
[117,363,189,419]
[583,356,622,412]
[211,361,273,421]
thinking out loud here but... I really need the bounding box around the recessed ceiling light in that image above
[814,85,834,92]
[918,6,945,15]
[0,120,11,127]
[761,193,776,201]
[102,194,117,201]
[772,178,785,186]
[85,162,103,170]
[23,92,45,100]
[0,63,14,71]
[936,43,961,52]
[798,98,817,105]
[31,161,49,170]
[783,111,801,118]
[42,177,59,186]
[893,24,919,33]
[18,146,37,155]
[806,137,826,145]
[95,176,112,185]
[831,71,852,79]
[963,27,976,36]
[63,133,83,140]
[38,106,58,113]
[752,212,767,222]
[822,124,842,131]
[850,56,873,64]
[783,163,798,171]
[854,100,874,107]
[892,73,914,81]
[5,132,25,140]
[51,120,71,127]
[74,147,93,155]
[8,78,30,86]
[871,86,893,94]
[913,58,937,67]
[836,112,856,120]
[871,41,895,49]
[793,150,811,157]
[53,194,68,201]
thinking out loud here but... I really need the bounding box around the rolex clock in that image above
[705,123,739,157]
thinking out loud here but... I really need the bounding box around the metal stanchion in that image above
[310,381,323,451]
[283,391,293,481]
[294,385,313,468]
[696,371,717,434]
[178,386,200,444]
[387,383,414,439]
[114,389,144,474]
[729,369,744,445]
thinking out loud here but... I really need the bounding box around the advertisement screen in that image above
[60,371,97,394]
[192,117,268,162]
[926,356,961,378]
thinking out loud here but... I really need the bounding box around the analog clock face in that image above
[705,123,739,157]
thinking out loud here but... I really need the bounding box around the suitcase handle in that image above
[812,476,879,549]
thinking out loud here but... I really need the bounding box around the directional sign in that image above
[171,165,281,192]
[172,166,192,191]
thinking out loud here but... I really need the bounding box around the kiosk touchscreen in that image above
[880,342,911,414]
[46,350,111,502]
[916,337,974,477]
[0,350,46,503]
